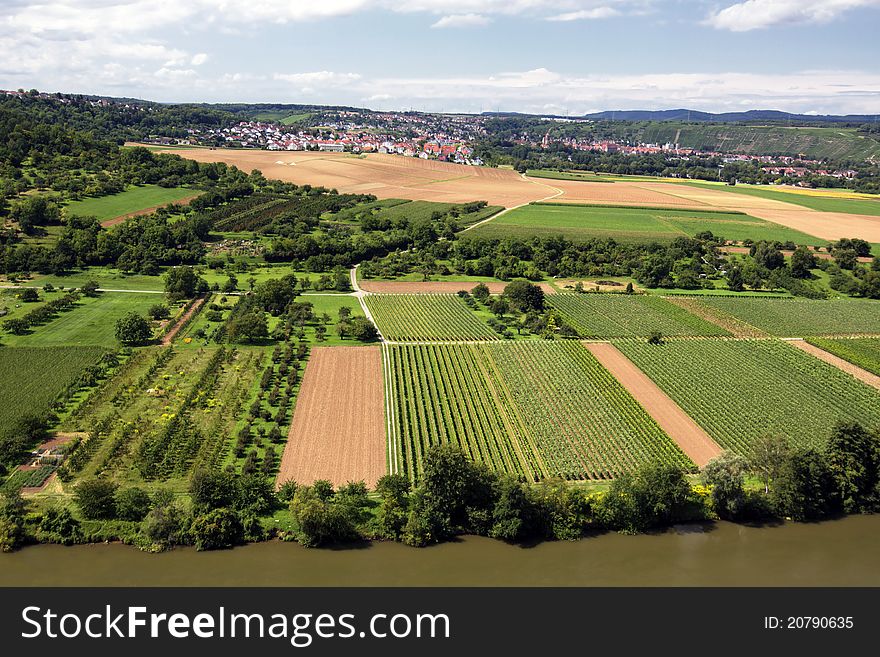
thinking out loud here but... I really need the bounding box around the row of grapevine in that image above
[806,337,880,377]
[386,344,537,481]
[366,294,498,342]
[488,341,694,479]
[693,297,880,337]
[548,293,729,338]
[385,341,694,481]
[615,338,880,455]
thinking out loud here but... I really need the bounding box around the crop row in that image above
[805,337,880,377]
[367,294,498,342]
[386,341,694,481]
[692,297,880,337]
[548,293,729,338]
[615,338,880,455]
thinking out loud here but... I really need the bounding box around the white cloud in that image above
[708,0,880,31]
[191,53,209,66]
[431,13,491,28]
[546,7,619,21]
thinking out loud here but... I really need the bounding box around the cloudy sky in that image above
[1,0,879,115]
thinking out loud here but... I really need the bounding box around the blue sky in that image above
[1,1,878,115]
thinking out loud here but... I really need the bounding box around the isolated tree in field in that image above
[74,478,119,520]
[625,282,634,294]
[348,317,378,342]
[702,452,748,520]
[338,306,352,322]
[221,274,238,293]
[148,304,170,320]
[3,318,28,335]
[114,312,152,346]
[20,288,39,302]
[228,311,268,343]
[254,275,298,315]
[647,331,664,345]
[471,283,490,301]
[164,265,207,301]
[504,280,544,312]
[81,280,100,297]
[488,296,509,318]
[749,434,790,494]
[790,246,817,279]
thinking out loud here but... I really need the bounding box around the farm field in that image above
[60,346,266,489]
[0,346,108,430]
[359,280,556,294]
[615,339,880,455]
[680,182,880,217]
[386,341,695,481]
[3,292,159,347]
[64,185,199,223]
[366,294,498,342]
[463,202,824,245]
[548,294,730,338]
[691,297,880,337]
[165,148,552,207]
[804,337,880,378]
[277,346,386,488]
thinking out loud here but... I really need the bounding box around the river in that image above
[2,515,878,586]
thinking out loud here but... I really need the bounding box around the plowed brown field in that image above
[277,346,386,488]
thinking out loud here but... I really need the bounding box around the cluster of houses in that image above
[193,120,483,164]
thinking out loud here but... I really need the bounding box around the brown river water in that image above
[2,515,878,587]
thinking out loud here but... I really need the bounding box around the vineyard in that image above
[0,346,108,430]
[386,341,694,481]
[210,193,371,233]
[692,298,880,337]
[805,337,880,377]
[548,294,729,338]
[615,339,880,455]
[366,294,498,342]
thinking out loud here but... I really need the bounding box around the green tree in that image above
[114,312,152,346]
[191,508,243,551]
[771,449,839,521]
[115,487,153,522]
[148,304,170,320]
[825,422,880,514]
[503,280,545,312]
[73,478,118,519]
[81,280,101,297]
[0,491,26,552]
[749,434,791,494]
[471,283,490,301]
[36,507,81,545]
[348,317,378,342]
[228,311,268,343]
[254,275,298,314]
[790,246,817,279]
[164,266,207,301]
[726,265,745,292]
[20,288,39,302]
[702,452,748,520]
[189,469,237,512]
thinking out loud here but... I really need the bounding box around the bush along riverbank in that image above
[1,422,878,553]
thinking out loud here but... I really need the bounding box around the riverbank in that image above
[2,515,879,587]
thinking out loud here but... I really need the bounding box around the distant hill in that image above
[581,109,880,124]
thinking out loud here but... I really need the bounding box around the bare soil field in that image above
[359,280,555,294]
[789,340,880,392]
[277,346,386,488]
[164,147,880,240]
[583,342,723,466]
[166,149,547,207]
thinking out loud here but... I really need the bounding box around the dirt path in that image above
[584,342,722,467]
[99,193,203,227]
[161,296,206,346]
[277,346,387,488]
[788,340,880,392]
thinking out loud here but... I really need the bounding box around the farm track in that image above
[162,295,206,346]
[789,340,880,392]
[583,342,723,467]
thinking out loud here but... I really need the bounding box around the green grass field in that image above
[805,337,880,377]
[616,339,880,456]
[366,294,498,342]
[0,346,108,429]
[547,294,730,338]
[693,297,880,336]
[3,292,159,347]
[463,203,824,245]
[64,185,198,221]
[386,341,693,481]
[679,182,880,216]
